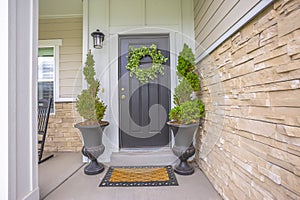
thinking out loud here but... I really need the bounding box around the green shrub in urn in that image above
[76,50,107,125]
[167,43,205,175]
[169,44,205,125]
[169,78,205,125]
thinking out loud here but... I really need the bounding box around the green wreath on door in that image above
[125,44,168,84]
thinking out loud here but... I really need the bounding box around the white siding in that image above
[109,0,181,26]
[109,0,144,26]
[145,0,180,25]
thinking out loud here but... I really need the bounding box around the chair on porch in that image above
[38,98,54,164]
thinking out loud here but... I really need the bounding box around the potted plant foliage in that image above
[74,50,109,175]
[167,44,205,175]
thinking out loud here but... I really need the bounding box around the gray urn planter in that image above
[74,121,109,175]
[167,121,198,175]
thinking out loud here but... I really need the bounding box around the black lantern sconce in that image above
[91,29,105,49]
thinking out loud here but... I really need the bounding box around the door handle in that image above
[121,87,125,92]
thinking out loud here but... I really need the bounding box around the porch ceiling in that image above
[39,0,83,18]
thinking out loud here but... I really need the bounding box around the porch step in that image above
[110,149,178,166]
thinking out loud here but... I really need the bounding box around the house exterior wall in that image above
[194,0,300,199]
[45,102,82,152]
[85,0,195,161]
[194,0,274,61]
[39,17,83,99]
[194,0,258,58]
[39,0,82,18]
[39,17,83,152]
[38,0,195,156]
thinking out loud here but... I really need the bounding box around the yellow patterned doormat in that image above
[99,165,178,187]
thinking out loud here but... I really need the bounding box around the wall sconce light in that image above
[91,29,105,49]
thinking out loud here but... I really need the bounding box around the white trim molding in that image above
[8,0,40,199]
[196,0,275,63]
[39,14,83,19]
[38,39,62,46]
[38,39,69,103]
[0,0,8,198]
[55,98,76,103]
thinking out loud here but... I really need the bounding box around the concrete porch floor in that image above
[39,152,222,200]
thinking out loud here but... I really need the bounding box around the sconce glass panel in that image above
[91,29,105,49]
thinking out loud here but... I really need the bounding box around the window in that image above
[38,39,62,113]
[38,47,55,112]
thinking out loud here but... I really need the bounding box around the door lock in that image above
[121,95,126,100]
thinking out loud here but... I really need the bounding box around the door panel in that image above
[119,34,170,149]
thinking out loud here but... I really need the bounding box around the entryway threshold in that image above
[110,148,178,166]
[119,147,172,152]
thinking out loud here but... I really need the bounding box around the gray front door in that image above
[119,34,171,149]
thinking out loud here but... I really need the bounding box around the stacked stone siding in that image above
[195,0,300,199]
[44,102,82,152]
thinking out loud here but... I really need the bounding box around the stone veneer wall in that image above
[44,102,82,152]
[195,0,300,199]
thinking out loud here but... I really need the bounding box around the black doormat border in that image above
[99,165,178,187]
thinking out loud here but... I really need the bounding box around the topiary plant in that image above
[173,78,193,106]
[169,106,182,123]
[176,43,200,91]
[179,99,205,124]
[169,44,205,125]
[169,82,205,124]
[76,50,107,125]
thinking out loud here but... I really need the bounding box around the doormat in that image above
[99,165,178,187]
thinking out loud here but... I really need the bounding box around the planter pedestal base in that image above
[167,122,198,176]
[173,145,195,176]
[82,145,105,175]
[75,122,109,175]
[84,160,105,175]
